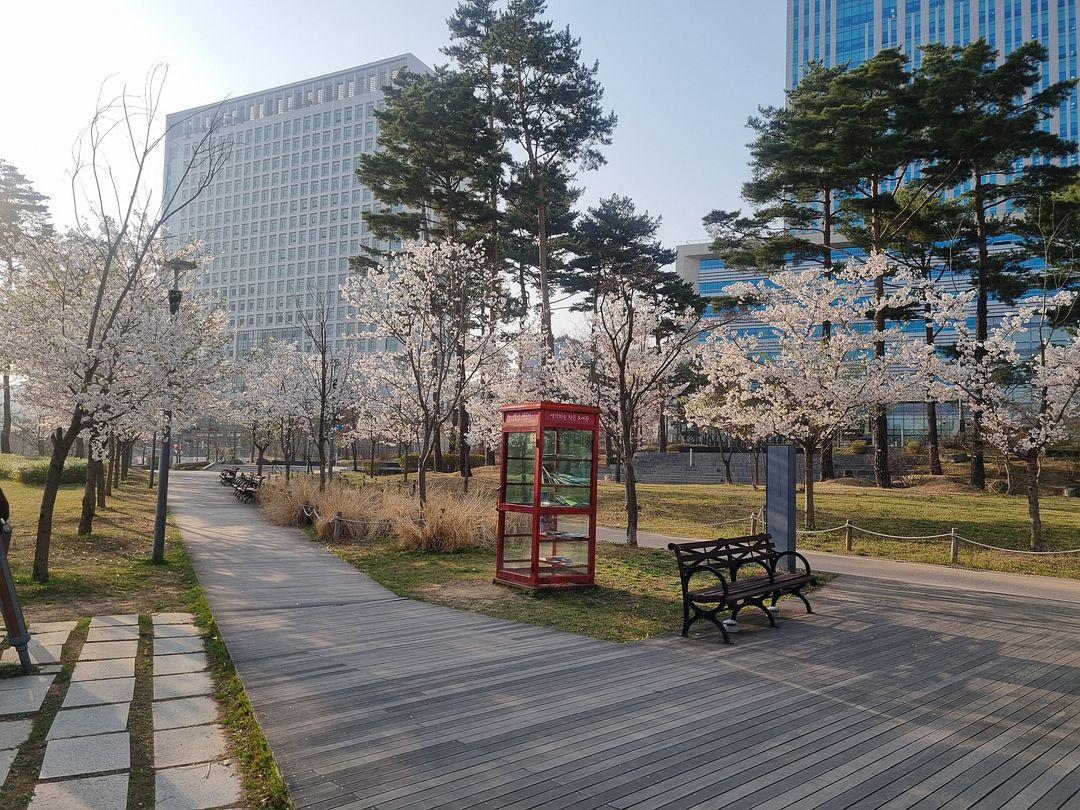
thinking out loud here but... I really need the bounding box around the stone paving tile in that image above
[0,676,54,716]
[26,620,78,635]
[39,731,129,779]
[21,630,72,647]
[153,723,227,768]
[48,703,130,740]
[156,761,241,809]
[153,696,218,730]
[78,640,138,661]
[63,677,135,708]
[0,717,33,749]
[152,612,195,626]
[71,658,135,682]
[154,624,202,639]
[154,636,204,656]
[28,773,129,810]
[2,642,62,666]
[85,625,140,643]
[89,614,138,628]
[154,671,214,701]
[153,653,207,676]
[0,748,14,784]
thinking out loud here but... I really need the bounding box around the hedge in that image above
[0,455,88,485]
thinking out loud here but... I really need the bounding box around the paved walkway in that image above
[1,611,240,808]
[171,471,1080,809]
[578,524,1080,605]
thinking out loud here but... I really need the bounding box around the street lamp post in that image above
[152,258,195,564]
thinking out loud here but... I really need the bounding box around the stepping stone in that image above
[154,637,203,656]
[154,671,214,701]
[154,624,201,639]
[156,761,241,809]
[22,630,72,647]
[153,653,208,676]
[29,773,129,810]
[153,696,218,730]
[2,642,62,666]
[71,658,135,682]
[154,723,226,768]
[152,612,196,626]
[89,615,138,628]
[85,625,140,643]
[27,620,78,635]
[0,748,13,784]
[63,677,134,708]
[79,641,138,661]
[0,718,33,749]
[48,703,131,739]
[39,731,129,778]
[0,676,54,716]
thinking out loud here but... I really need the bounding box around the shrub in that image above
[258,473,496,552]
[847,440,869,455]
[0,455,87,485]
[903,440,923,457]
[399,453,490,473]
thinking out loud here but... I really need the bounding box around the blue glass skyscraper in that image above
[787,0,1078,159]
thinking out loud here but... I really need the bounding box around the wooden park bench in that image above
[667,534,816,644]
[232,473,264,504]
[218,467,239,486]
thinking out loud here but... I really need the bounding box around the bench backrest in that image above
[668,534,776,583]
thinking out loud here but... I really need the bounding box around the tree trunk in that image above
[1,371,11,454]
[872,407,891,488]
[78,460,96,536]
[121,442,131,481]
[926,401,943,475]
[104,435,115,497]
[658,411,668,453]
[970,177,989,490]
[34,417,81,581]
[536,194,555,354]
[721,450,733,484]
[433,424,444,473]
[459,403,471,493]
[751,446,760,490]
[820,439,835,482]
[95,458,106,508]
[623,449,639,547]
[803,442,817,530]
[1025,449,1043,551]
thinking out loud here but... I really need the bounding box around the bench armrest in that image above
[771,551,812,577]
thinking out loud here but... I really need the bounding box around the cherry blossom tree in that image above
[691,258,918,529]
[0,71,229,580]
[929,289,1079,550]
[342,240,505,504]
[558,281,706,546]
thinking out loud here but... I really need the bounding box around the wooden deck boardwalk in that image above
[170,472,1080,809]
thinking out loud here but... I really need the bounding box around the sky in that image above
[1,0,787,253]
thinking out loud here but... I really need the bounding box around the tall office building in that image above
[787,1,1078,153]
[163,54,430,358]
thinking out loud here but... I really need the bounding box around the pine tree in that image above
[918,38,1077,489]
[0,160,50,454]
[490,0,616,353]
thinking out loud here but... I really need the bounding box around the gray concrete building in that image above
[163,54,430,357]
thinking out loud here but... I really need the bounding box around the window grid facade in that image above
[163,54,429,358]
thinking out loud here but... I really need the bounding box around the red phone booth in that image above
[495,401,600,589]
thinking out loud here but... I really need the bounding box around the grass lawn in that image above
[422,468,1080,579]
[0,471,288,809]
[328,538,829,643]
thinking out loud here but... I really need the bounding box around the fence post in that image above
[949,528,959,564]
[845,520,853,552]
[750,513,758,535]
[333,511,342,543]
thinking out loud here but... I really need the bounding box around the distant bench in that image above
[667,534,816,644]
[232,472,264,504]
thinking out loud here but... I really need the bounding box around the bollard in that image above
[333,511,343,543]
[845,520,853,552]
[950,528,959,564]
